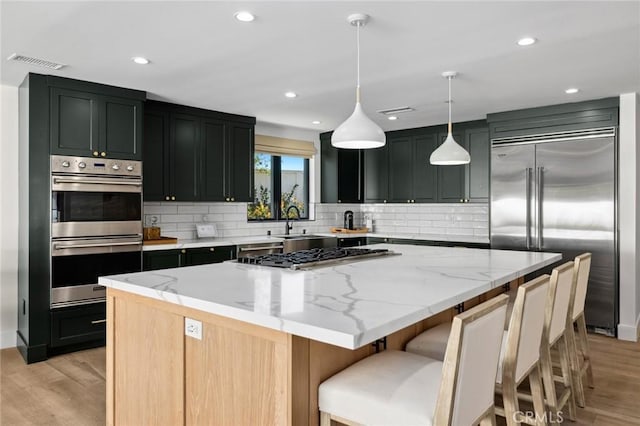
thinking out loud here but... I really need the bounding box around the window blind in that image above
[254,135,317,158]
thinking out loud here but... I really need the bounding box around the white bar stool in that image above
[318,295,508,426]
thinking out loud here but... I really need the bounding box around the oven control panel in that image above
[51,155,142,177]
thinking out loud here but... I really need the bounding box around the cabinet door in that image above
[185,245,236,266]
[320,136,338,203]
[143,111,170,201]
[171,114,201,201]
[228,123,254,202]
[465,127,490,202]
[201,119,226,201]
[337,150,363,203]
[388,136,414,202]
[143,250,183,271]
[413,133,438,202]
[364,144,389,202]
[101,96,142,160]
[50,88,100,157]
[50,303,106,347]
[436,131,466,202]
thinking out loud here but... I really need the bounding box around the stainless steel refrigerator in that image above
[490,127,617,335]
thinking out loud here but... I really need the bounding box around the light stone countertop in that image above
[142,232,489,251]
[100,244,560,349]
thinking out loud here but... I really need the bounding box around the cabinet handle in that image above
[383,200,387,203]
[100,152,107,157]
[171,196,176,201]
[230,197,235,202]
[91,319,106,325]
[460,199,464,203]
[165,196,170,201]
[181,249,186,254]
[338,200,341,203]
[93,151,99,157]
[209,248,215,252]
[225,197,230,202]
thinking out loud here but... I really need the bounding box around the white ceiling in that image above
[2,1,639,134]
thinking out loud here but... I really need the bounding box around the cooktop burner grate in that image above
[236,247,396,270]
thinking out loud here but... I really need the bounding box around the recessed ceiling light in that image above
[284,91,297,98]
[517,37,537,46]
[234,11,255,22]
[565,88,579,94]
[131,56,149,65]
[312,120,321,125]
[387,116,398,121]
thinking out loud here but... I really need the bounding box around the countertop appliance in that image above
[237,247,397,270]
[50,155,143,307]
[343,210,354,230]
[490,127,617,335]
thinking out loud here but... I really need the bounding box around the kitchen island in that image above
[100,244,560,426]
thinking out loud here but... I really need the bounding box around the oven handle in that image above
[53,241,143,250]
[53,177,142,187]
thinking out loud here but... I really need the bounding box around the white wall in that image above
[618,92,640,341]
[0,84,19,349]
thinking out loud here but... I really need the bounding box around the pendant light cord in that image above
[356,21,361,103]
[448,76,452,133]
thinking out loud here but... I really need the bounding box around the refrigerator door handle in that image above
[525,168,532,249]
[536,166,544,249]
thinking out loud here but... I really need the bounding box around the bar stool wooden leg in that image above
[502,380,520,426]
[480,408,497,426]
[320,411,331,426]
[540,344,560,417]
[558,333,577,421]
[567,323,586,407]
[577,313,594,388]
[530,363,547,426]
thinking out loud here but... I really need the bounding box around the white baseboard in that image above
[617,314,640,342]
[0,330,16,349]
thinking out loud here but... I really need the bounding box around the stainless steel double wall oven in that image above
[50,155,143,307]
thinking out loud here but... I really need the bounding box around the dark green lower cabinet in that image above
[143,249,183,271]
[337,237,367,248]
[50,303,106,348]
[185,246,236,266]
[143,245,236,271]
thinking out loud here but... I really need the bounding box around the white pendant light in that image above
[430,71,471,165]
[331,14,386,149]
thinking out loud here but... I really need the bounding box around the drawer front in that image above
[50,303,106,347]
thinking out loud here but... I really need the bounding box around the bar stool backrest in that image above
[572,253,592,321]
[434,294,508,425]
[547,262,575,344]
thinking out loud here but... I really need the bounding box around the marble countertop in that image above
[142,232,489,251]
[101,244,560,349]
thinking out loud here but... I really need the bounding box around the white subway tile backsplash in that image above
[160,214,194,223]
[178,205,210,214]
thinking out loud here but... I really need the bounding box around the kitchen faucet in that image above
[284,205,301,235]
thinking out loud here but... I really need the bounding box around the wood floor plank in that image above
[1,334,639,425]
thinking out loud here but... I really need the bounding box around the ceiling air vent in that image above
[7,53,66,70]
[376,106,415,115]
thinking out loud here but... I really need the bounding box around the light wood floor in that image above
[1,334,639,425]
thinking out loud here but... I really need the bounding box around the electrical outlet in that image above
[185,318,202,340]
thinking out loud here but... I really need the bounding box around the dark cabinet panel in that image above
[143,250,183,271]
[172,114,201,201]
[388,136,414,202]
[436,131,466,202]
[102,97,141,160]
[202,119,226,201]
[337,237,367,248]
[51,88,142,160]
[321,136,338,203]
[50,88,99,156]
[50,303,106,348]
[465,127,490,202]
[413,134,438,202]
[228,124,254,202]
[320,133,363,203]
[143,111,170,201]
[184,245,236,266]
[364,144,388,202]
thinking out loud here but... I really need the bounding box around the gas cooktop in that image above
[236,247,398,270]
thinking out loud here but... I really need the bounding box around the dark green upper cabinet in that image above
[387,131,438,203]
[364,143,389,203]
[413,133,438,202]
[320,133,363,203]
[142,101,255,202]
[388,135,414,202]
[50,79,144,160]
[465,127,490,202]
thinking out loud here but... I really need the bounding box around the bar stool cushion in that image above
[405,322,450,360]
[318,350,442,426]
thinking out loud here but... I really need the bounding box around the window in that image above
[248,153,309,221]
